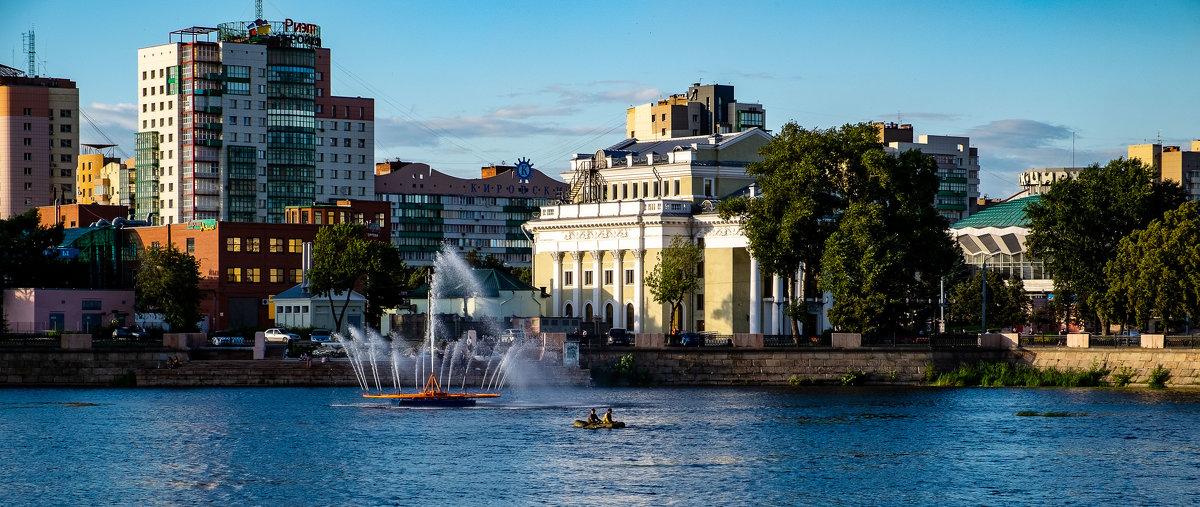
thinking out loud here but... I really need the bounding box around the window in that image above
[674,179,681,195]
[703,178,713,197]
[604,269,613,285]
[290,268,304,283]
[288,238,302,253]
[695,294,704,311]
[246,268,260,283]
[584,271,593,286]
[60,124,71,133]
[227,267,243,282]
[226,237,242,252]
[269,268,283,283]
[625,269,634,285]
[246,237,260,253]
[270,238,283,252]
[186,238,195,254]
[82,300,101,310]
[564,271,574,287]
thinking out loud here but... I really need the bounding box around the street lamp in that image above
[981,251,1002,335]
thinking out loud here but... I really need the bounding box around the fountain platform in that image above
[363,373,499,407]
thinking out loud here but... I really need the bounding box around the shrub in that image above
[788,374,813,387]
[932,361,1107,387]
[1148,365,1170,389]
[1111,366,1136,387]
[841,369,867,386]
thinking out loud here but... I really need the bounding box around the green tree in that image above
[1103,200,1200,330]
[308,223,406,332]
[948,271,1030,332]
[644,236,704,334]
[134,245,202,331]
[1025,158,1186,332]
[718,123,873,336]
[0,210,72,331]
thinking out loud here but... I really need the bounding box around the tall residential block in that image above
[1129,142,1200,200]
[0,63,78,218]
[877,122,980,224]
[626,83,765,140]
[136,19,373,225]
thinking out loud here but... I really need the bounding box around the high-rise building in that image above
[76,145,135,207]
[0,63,78,218]
[136,18,373,225]
[876,122,980,224]
[1129,142,1200,200]
[625,83,765,140]
[375,160,568,267]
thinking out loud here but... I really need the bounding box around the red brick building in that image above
[283,199,391,241]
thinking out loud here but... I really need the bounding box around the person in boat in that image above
[602,408,614,424]
[586,408,601,425]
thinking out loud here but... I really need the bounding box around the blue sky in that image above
[3,0,1197,198]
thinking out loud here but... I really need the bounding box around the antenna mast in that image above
[256,0,263,19]
[21,28,35,76]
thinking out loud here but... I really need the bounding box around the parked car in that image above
[680,332,704,347]
[112,326,150,340]
[606,328,630,346]
[499,329,526,343]
[310,329,333,344]
[209,330,245,346]
[264,328,301,343]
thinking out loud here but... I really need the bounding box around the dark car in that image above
[112,326,150,340]
[606,328,630,346]
[680,332,704,347]
[310,329,333,344]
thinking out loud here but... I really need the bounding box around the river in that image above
[2,386,1199,505]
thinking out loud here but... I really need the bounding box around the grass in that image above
[928,361,1108,387]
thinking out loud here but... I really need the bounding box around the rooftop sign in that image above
[217,19,322,48]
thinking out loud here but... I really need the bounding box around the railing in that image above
[93,335,162,348]
[1089,335,1141,347]
[1165,335,1200,348]
[0,335,60,347]
[1019,334,1066,347]
[764,335,823,347]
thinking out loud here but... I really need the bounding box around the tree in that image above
[308,223,407,332]
[0,209,73,331]
[134,245,202,331]
[718,123,873,337]
[1103,200,1200,331]
[948,271,1029,332]
[1025,158,1187,332]
[644,236,704,334]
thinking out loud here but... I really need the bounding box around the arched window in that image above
[584,303,593,323]
[605,303,614,326]
[564,303,573,318]
[625,303,634,329]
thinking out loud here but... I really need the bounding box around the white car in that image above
[264,328,301,343]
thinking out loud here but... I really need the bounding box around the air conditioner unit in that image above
[261,298,270,306]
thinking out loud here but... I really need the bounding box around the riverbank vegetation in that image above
[925,361,1109,387]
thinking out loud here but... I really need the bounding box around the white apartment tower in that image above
[136,20,373,224]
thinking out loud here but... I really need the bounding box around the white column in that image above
[590,250,602,324]
[571,251,583,319]
[749,256,761,334]
[551,251,563,316]
[633,248,645,333]
[611,249,624,328]
[774,275,785,335]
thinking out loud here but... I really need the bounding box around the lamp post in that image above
[981,252,1001,335]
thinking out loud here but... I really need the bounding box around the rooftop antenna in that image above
[21,27,35,76]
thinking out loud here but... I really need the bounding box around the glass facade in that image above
[265,48,316,223]
[226,146,258,222]
[134,131,160,223]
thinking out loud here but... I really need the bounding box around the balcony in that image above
[201,139,222,148]
[194,89,223,96]
[202,123,223,131]
[539,199,693,220]
[204,106,223,114]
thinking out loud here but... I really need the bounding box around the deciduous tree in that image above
[1025,158,1186,332]
[134,245,202,331]
[644,236,703,334]
[948,270,1030,332]
[1103,200,1200,330]
[308,223,406,331]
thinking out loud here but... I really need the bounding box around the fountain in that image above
[340,247,534,407]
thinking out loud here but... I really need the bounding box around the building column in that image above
[633,248,645,333]
[551,251,563,316]
[749,255,761,334]
[571,251,583,319]
[590,249,602,325]
[774,274,785,335]
[610,249,624,328]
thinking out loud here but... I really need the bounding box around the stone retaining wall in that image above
[1014,348,1200,385]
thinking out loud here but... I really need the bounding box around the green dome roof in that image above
[951,195,1039,229]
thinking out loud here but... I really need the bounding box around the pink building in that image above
[3,288,135,333]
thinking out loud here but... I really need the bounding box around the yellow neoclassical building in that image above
[524,129,811,336]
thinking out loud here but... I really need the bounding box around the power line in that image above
[79,107,130,159]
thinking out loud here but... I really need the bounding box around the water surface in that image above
[2,386,1199,505]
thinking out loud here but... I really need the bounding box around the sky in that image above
[2,0,1198,198]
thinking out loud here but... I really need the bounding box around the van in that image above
[606,328,629,346]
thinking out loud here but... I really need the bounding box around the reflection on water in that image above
[3,386,1200,504]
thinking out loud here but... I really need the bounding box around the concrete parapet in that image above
[61,334,91,350]
[636,333,665,349]
[733,333,764,348]
[1067,333,1090,348]
[253,332,266,359]
[981,333,1018,349]
[832,333,861,349]
[163,333,206,349]
[1141,334,1165,349]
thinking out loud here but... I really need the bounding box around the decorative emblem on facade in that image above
[563,228,630,240]
[515,157,533,180]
